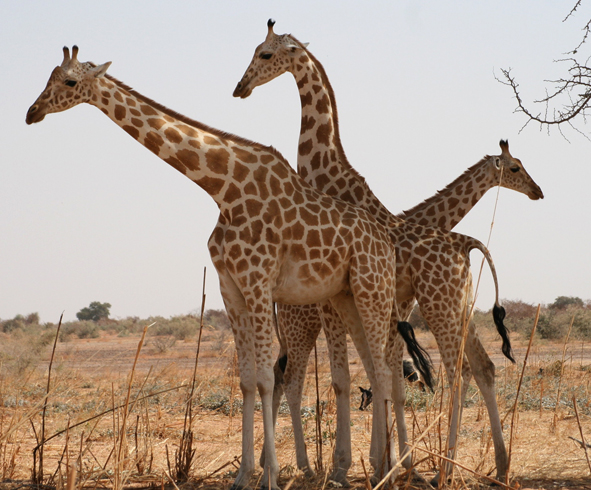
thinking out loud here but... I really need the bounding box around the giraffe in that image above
[233,20,541,486]
[397,139,543,229]
[26,46,406,489]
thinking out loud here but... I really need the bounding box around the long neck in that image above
[290,49,399,229]
[398,157,496,231]
[90,75,294,214]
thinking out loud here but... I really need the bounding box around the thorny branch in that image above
[499,2,591,137]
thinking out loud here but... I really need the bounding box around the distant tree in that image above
[76,301,111,322]
[549,296,584,310]
[408,304,429,331]
[502,299,538,319]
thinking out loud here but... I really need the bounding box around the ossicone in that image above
[61,46,70,66]
[499,139,510,153]
[266,18,276,40]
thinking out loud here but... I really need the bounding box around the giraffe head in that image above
[26,46,111,124]
[233,19,308,99]
[490,140,544,200]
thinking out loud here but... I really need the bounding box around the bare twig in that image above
[33,383,187,450]
[174,267,207,481]
[572,397,591,474]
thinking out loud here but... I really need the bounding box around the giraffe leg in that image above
[319,302,353,487]
[429,357,471,488]
[387,328,412,470]
[330,298,379,471]
[464,329,508,483]
[225,283,280,490]
[219,278,258,490]
[259,343,285,471]
[280,304,320,479]
[250,297,281,490]
[330,291,397,486]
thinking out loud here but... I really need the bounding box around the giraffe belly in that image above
[272,261,349,305]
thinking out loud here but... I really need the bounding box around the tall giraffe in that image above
[234,20,541,486]
[26,46,405,489]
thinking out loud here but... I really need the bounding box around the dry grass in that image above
[0,326,590,490]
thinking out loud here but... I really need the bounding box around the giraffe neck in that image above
[290,49,399,229]
[89,74,297,215]
[289,48,505,233]
[397,157,496,231]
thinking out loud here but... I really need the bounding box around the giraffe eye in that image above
[510,167,520,173]
[260,53,273,60]
[64,79,77,87]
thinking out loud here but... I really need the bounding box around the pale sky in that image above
[2,1,590,323]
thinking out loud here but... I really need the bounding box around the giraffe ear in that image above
[91,61,112,78]
[286,43,305,55]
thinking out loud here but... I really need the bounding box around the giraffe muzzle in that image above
[528,184,544,200]
[26,104,46,125]
[233,79,253,99]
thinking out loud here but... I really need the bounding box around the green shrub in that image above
[59,321,100,340]
[148,315,199,340]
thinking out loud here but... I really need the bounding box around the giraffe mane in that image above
[397,156,491,219]
[290,37,377,195]
[100,70,290,166]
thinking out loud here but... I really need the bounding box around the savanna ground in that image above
[1,305,591,490]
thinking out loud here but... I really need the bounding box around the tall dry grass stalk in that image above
[552,313,575,432]
[113,324,149,490]
[171,267,207,481]
[32,312,63,485]
[314,342,323,473]
[228,349,238,434]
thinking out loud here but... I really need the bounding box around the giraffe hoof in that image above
[230,484,252,490]
[328,478,350,488]
[429,473,443,488]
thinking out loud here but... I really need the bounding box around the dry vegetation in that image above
[1,304,591,490]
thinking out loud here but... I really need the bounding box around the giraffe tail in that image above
[272,303,288,382]
[467,238,515,364]
[397,321,435,391]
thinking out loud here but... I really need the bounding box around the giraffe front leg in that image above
[219,278,257,490]
[259,349,285,472]
[246,291,280,490]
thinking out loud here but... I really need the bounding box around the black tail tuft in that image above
[493,304,515,363]
[397,321,434,391]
